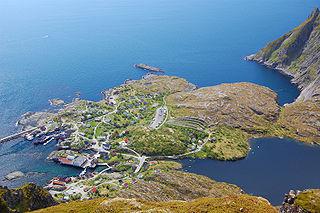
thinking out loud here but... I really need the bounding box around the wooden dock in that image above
[0,127,38,143]
[134,64,164,73]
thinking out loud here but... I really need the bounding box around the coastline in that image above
[245,54,301,103]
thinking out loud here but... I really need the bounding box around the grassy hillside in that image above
[31,195,277,213]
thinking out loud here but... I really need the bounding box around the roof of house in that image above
[73,156,87,167]
[58,157,73,165]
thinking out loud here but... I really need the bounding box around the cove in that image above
[180,137,320,205]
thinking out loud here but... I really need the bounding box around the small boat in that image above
[43,137,55,146]
[25,134,34,141]
[134,64,164,73]
[33,136,52,145]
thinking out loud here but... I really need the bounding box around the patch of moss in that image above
[295,190,320,213]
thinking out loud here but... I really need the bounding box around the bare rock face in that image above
[129,74,197,95]
[18,112,55,130]
[167,82,280,132]
[247,8,320,102]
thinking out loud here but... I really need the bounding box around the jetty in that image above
[0,127,38,143]
[134,64,164,73]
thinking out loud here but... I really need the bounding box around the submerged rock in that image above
[49,98,65,106]
[4,171,25,181]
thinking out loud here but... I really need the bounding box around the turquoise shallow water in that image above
[0,0,319,204]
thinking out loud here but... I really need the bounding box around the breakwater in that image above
[0,127,38,143]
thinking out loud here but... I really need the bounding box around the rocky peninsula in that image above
[246,8,320,145]
[246,8,320,102]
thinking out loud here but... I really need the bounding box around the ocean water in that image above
[0,0,319,203]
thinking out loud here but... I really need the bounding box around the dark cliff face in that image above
[247,8,320,102]
[0,183,57,213]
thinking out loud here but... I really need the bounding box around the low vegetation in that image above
[128,125,207,156]
[277,100,320,144]
[32,195,277,213]
[0,183,57,213]
[295,189,320,213]
[201,126,250,160]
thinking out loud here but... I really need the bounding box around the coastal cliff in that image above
[246,8,320,102]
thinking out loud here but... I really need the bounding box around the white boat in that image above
[25,134,34,141]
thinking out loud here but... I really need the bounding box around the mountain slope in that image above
[247,8,320,102]
[32,196,277,213]
[0,183,57,213]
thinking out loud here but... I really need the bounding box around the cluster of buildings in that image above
[45,177,72,191]
[50,151,97,169]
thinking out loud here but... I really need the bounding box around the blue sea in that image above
[0,0,319,204]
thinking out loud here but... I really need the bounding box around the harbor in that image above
[0,127,38,143]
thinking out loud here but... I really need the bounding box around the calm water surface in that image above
[0,0,319,204]
[181,138,320,205]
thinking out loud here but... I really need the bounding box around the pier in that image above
[0,127,38,143]
[134,64,165,73]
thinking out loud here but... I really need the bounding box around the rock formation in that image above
[0,183,57,213]
[247,8,320,102]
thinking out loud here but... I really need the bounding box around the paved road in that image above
[134,155,147,173]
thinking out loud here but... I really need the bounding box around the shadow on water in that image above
[180,138,320,205]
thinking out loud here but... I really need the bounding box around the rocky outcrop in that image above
[118,170,242,201]
[4,171,25,181]
[247,8,320,102]
[277,100,320,144]
[18,112,55,131]
[280,189,320,213]
[129,74,197,95]
[167,82,280,132]
[0,183,57,213]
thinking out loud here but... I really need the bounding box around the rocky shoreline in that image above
[246,8,320,102]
